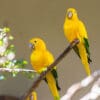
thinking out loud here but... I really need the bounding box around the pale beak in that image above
[29,43,34,50]
[67,11,73,19]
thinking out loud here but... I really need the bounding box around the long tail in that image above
[78,43,91,76]
[51,69,61,91]
[46,72,60,100]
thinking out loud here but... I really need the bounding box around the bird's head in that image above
[29,37,46,51]
[67,8,78,20]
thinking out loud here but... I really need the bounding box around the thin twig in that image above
[20,39,79,100]
[0,68,36,73]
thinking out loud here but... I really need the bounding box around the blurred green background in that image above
[0,0,99,100]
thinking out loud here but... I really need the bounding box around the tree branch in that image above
[61,70,100,100]
[20,39,79,100]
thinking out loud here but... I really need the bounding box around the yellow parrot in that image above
[63,8,92,76]
[26,91,37,100]
[29,38,60,100]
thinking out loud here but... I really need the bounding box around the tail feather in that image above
[78,43,91,76]
[88,56,92,64]
[56,82,61,91]
[51,69,61,91]
[46,72,60,100]
[73,46,92,64]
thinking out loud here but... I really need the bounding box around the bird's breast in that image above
[30,51,46,72]
[64,20,79,42]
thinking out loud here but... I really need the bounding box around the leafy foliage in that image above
[0,27,34,80]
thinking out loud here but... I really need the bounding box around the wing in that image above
[84,38,92,63]
[73,39,92,64]
[78,20,92,63]
[44,69,61,91]
[51,69,61,91]
[73,45,80,58]
[78,20,88,38]
[45,72,60,100]
[44,50,61,91]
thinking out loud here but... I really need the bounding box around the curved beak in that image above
[29,43,34,50]
[67,11,73,19]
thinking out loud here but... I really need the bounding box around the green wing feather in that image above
[51,69,61,91]
[44,69,61,91]
[84,38,90,55]
[84,38,92,63]
[73,46,80,58]
[73,38,92,63]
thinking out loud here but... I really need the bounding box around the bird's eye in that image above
[34,40,37,43]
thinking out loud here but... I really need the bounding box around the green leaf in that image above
[13,59,28,69]
[3,27,10,33]
[9,36,14,40]
[0,40,3,46]
[5,45,15,55]
[12,71,18,77]
[23,71,35,79]
[23,60,28,65]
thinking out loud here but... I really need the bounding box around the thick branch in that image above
[20,39,79,100]
[61,70,100,100]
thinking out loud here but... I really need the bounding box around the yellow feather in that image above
[26,91,37,100]
[29,38,60,100]
[46,72,60,100]
[63,8,91,76]
[77,43,91,76]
